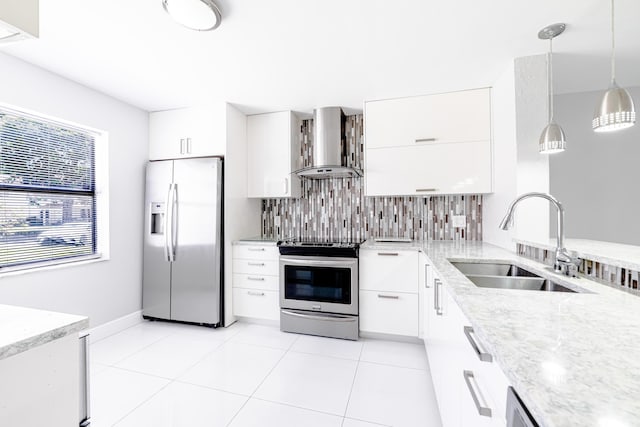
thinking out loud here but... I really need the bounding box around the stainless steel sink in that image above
[465,275,576,293]
[451,262,578,293]
[451,262,538,277]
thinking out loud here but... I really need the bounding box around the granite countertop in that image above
[515,237,640,271]
[0,304,89,361]
[398,240,640,427]
[233,237,279,245]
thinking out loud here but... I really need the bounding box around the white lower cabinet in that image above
[232,288,279,320]
[424,269,509,427]
[232,243,280,322]
[359,290,419,336]
[359,248,420,337]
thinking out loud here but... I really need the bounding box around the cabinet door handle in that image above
[248,262,265,267]
[416,188,437,192]
[247,276,265,281]
[424,264,431,288]
[464,326,493,363]
[179,138,185,154]
[247,291,265,297]
[186,137,192,154]
[248,247,265,252]
[377,294,400,300]
[284,177,289,194]
[434,278,443,315]
[415,138,437,143]
[463,370,492,417]
[377,252,399,256]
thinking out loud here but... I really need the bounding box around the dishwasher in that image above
[79,332,90,426]
[506,387,538,427]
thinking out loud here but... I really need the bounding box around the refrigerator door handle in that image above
[171,183,178,261]
[164,183,173,262]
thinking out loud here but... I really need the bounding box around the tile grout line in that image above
[340,340,367,423]
[223,333,299,427]
[109,379,173,426]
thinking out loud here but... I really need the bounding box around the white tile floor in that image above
[89,321,442,427]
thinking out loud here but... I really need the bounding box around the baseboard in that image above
[359,331,424,344]
[234,316,280,328]
[85,310,143,343]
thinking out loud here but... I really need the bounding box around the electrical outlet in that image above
[452,215,466,228]
[274,216,281,227]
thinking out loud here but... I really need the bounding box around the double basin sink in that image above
[451,262,577,293]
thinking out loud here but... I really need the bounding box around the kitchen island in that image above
[0,304,89,427]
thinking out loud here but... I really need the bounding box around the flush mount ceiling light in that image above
[538,23,567,154]
[593,0,636,132]
[162,0,222,31]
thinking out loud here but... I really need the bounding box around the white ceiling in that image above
[2,0,639,114]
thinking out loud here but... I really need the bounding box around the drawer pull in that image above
[463,370,492,417]
[464,326,493,363]
[415,138,437,143]
[248,262,265,266]
[424,264,431,288]
[377,294,400,299]
[248,247,266,252]
[377,252,399,256]
[247,291,265,297]
[416,188,437,192]
[247,276,265,281]
[434,278,443,315]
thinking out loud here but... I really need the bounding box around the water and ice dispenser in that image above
[150,202,165,235]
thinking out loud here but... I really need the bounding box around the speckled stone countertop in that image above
[515,238,640,271]
[0,304,89,361]
[232,237,279,245]
[363,239,640,427]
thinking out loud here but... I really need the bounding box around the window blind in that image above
[0,108,96,269]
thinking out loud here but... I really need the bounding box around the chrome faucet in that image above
[499,192,580,277]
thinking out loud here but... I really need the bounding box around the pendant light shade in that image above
[539,122,567,154]
[538,23,567,154]
[593,0,636,132]
[162,0,222,31]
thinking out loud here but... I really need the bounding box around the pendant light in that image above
[593,0,636,132]
[538,23,567,154]
[162,0,222,31]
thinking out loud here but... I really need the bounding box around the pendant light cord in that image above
[610,0,616,84]
[548,38,554,122]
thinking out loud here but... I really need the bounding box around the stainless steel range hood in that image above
[295,107,363,179]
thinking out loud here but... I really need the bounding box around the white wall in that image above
[513,54,551,243]
[550,86,640,245]
[0,53,148,327]
[483,61,518,250]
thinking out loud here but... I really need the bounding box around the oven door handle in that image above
[280,257,356,267]
[281,309,356,322]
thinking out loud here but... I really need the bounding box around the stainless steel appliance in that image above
[278,239,360,340]
[79,332,90,427]
[506,387,539,427]
[142,157,223,327]
[294,107,362,179]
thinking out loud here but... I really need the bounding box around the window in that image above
[0,106,99,270]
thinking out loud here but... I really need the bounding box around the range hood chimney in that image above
[295,107,363,179]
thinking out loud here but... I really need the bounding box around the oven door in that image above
[280,256,358,316]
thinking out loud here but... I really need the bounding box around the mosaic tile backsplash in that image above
[517,243,640,292]
[261,114,483,242]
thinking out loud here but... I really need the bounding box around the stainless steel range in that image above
[278,239,362,340]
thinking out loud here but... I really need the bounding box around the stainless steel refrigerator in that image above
[142,157,223,327]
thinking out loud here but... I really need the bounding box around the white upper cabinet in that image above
[247,111,301,198]
[149,105,226,160]
[364,88,493,196]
